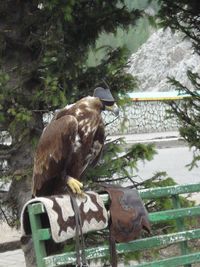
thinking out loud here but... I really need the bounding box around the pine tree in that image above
[0,1,156,226]
[156,0,200,167]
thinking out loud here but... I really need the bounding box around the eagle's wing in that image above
[32,115,78,196]
[89,120,105,167]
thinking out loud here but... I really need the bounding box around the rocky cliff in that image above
[128,28,200,91]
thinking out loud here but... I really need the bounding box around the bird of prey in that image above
[32,87,119,197]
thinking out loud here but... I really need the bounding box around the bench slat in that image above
[29,203,46,215]
[135,252,200,267]
[43,228,200,267]
[92,184,200,204]
[140,183,200,199]
[37,229,51,241]
[149,205,200,222]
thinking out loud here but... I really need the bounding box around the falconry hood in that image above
[93,87,119,116]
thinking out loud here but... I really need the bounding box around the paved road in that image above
[0,249,25,267]
[1,131,200,266]
[136,146,200,185]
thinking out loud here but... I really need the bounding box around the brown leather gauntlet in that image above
[100,184,151,266]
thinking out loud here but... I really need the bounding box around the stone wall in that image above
[104,99,179,135]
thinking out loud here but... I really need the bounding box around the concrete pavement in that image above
[0,249,25,267]
[110,130,185,148]
[0,222,24,267]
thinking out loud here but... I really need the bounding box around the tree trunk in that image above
[0,0,44,218]
[0,2,44,265]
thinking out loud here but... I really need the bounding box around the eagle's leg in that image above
[67,176,83,195]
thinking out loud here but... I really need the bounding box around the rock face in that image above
[128,28,200,91]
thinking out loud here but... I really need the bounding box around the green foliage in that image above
[156,0,200,167]
[87,0,160,66]
[0,0,157,140]
[166,72,200,169]
[144,172,177,189]
[143,172,195,212]
[0,0,144,140]
[0,1,160,229]
[0,71,9,122]
[84,139,156,186]
[143,172,178,225]
[142,172,197,240]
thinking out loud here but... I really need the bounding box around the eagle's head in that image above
[93,87,119,116]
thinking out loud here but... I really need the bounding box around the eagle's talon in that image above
[67,177,83,195]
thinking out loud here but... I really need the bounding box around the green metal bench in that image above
[27,183,200,267]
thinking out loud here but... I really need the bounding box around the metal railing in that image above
[27,182,200,267]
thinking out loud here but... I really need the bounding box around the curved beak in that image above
[105,103,119,116]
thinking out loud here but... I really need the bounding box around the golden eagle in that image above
[32,87,119,197]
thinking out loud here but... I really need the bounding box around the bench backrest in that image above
[27,183,200,267]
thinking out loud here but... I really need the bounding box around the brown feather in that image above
[32,97,105,196]
[32,115,78,196]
